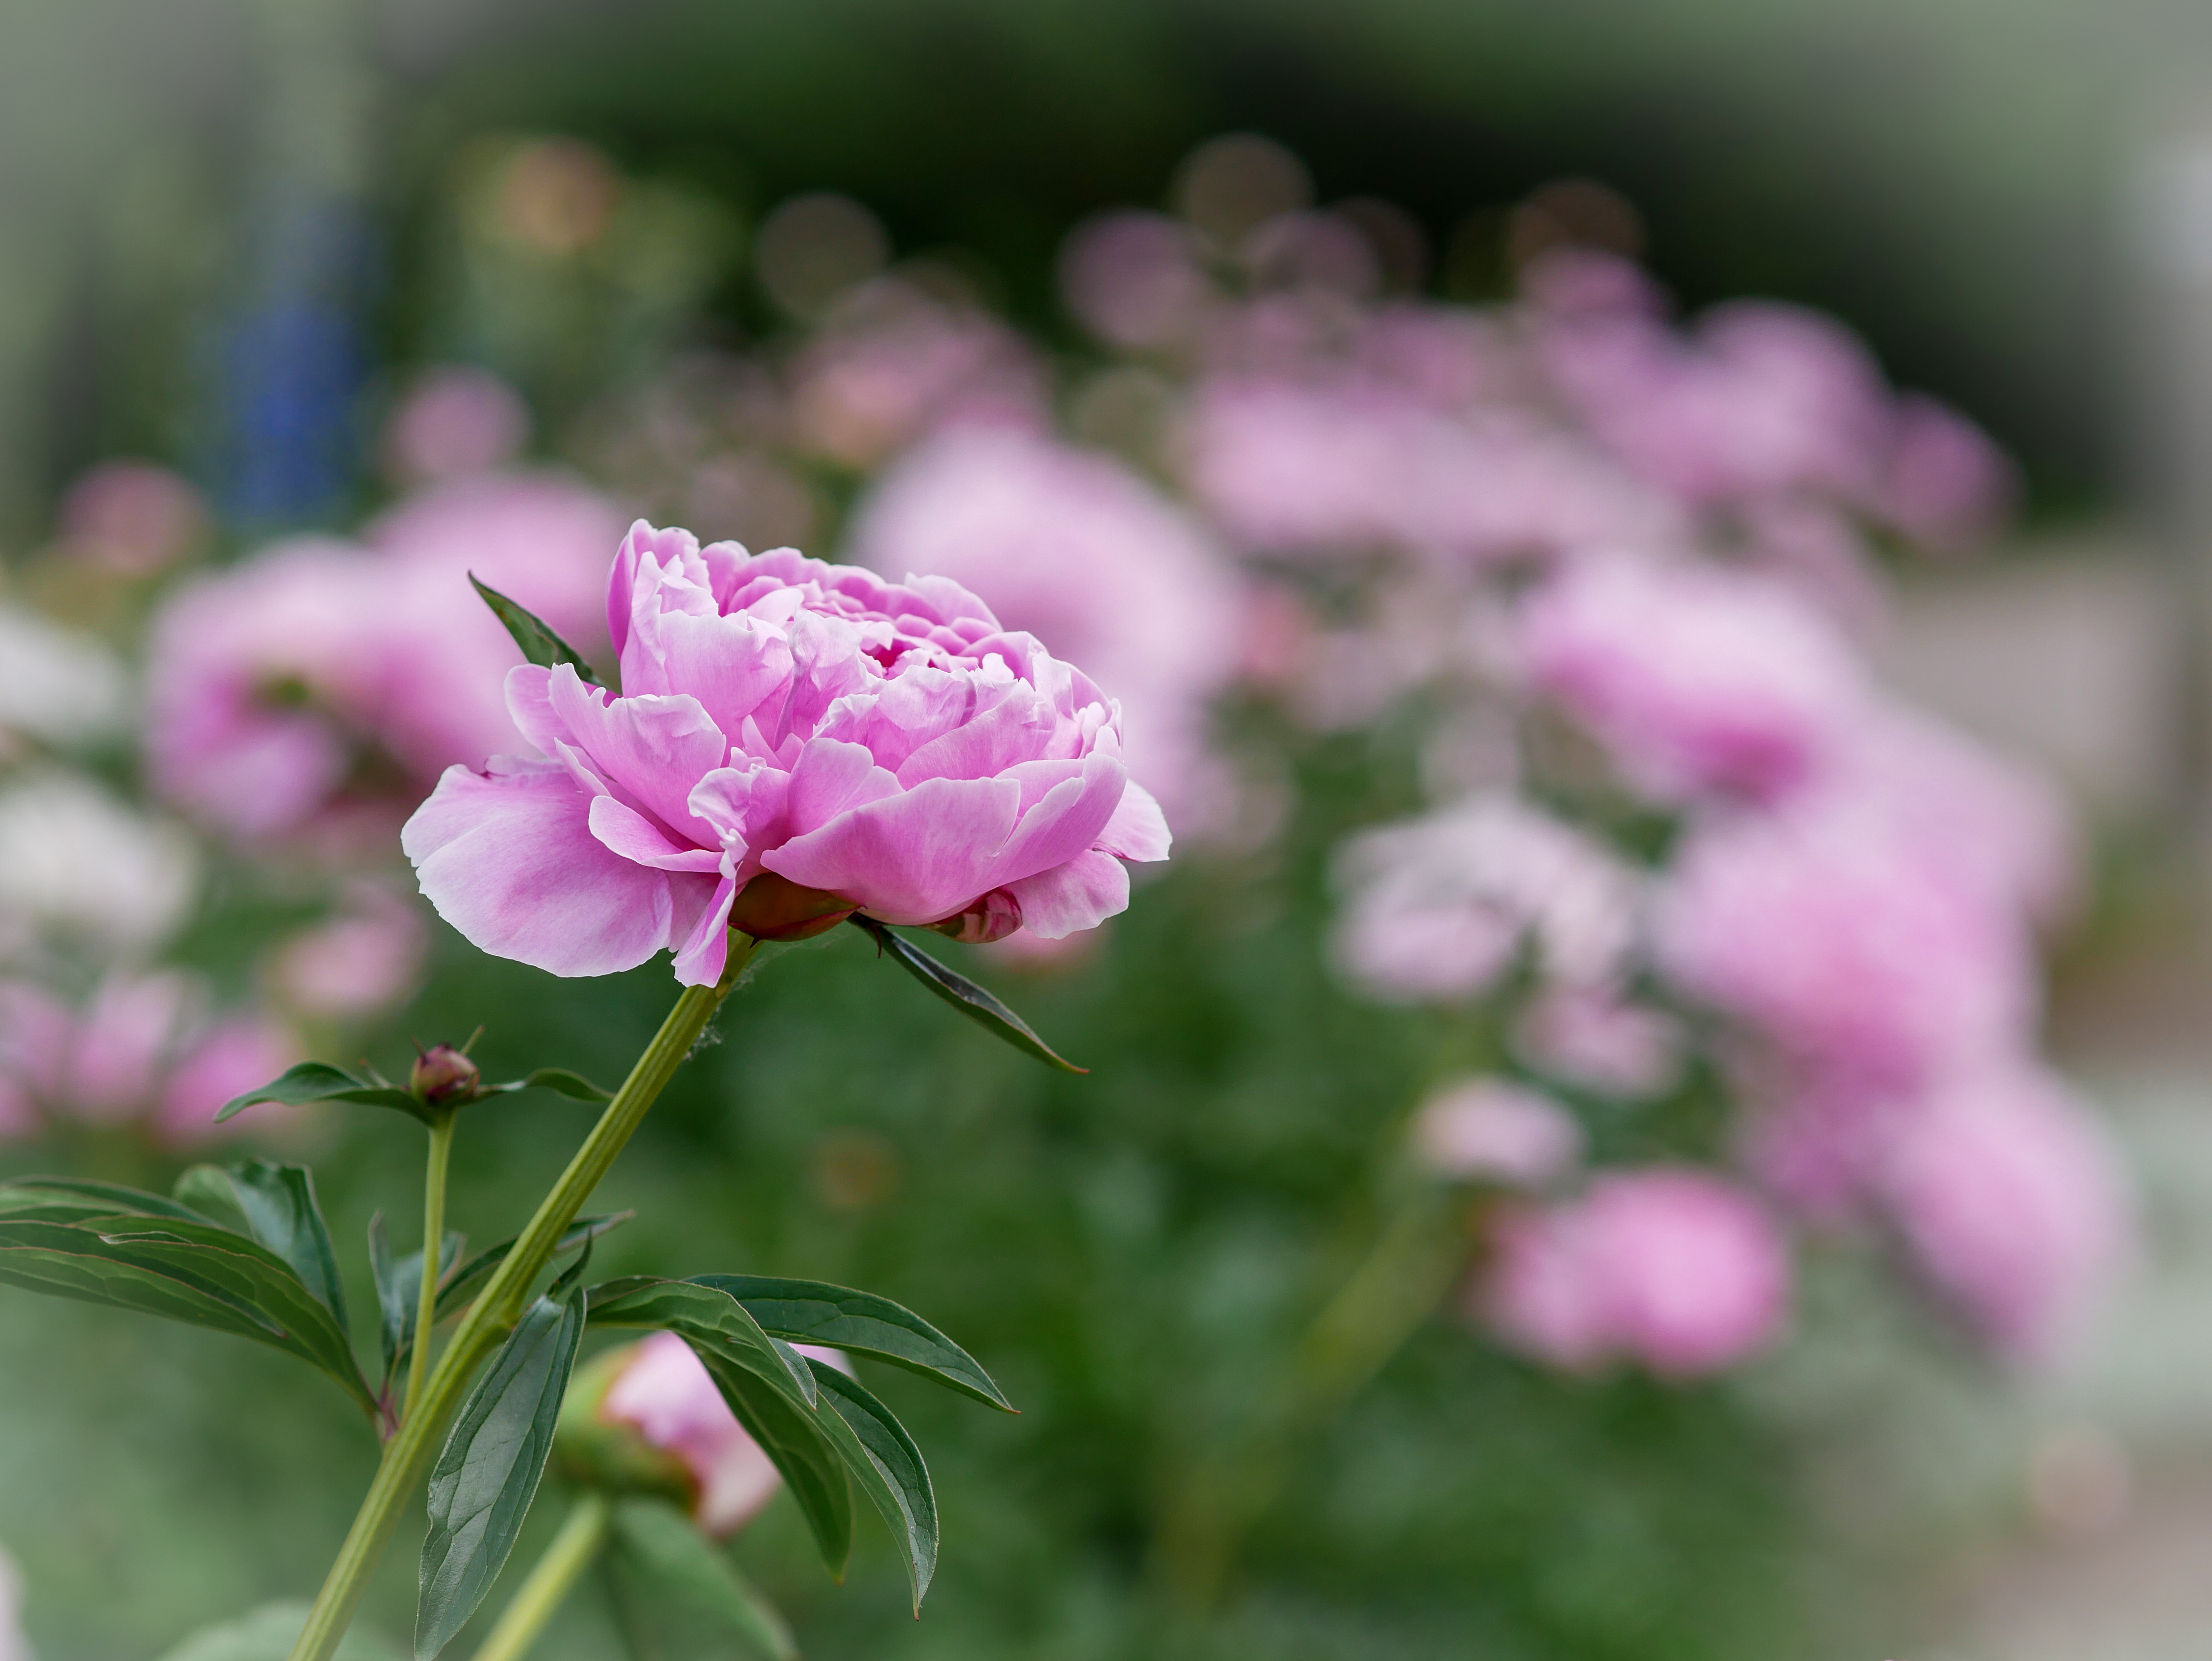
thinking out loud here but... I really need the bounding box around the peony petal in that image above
[763,775,1024,924]
[1006,850,1130,938]
[783,738,901,836]
[993,750,1128,882]
[588,795,725,873]
[1098,780,1172,862]
[670,873,739,987]
[403,757,677,976]
[504,665,564,758]
[547,665,729,845]
[622,604,793,737]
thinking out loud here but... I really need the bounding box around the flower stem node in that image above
[409,1044,483,1109]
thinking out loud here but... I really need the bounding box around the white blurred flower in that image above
[0,1545,30,1661]
[1412,1077,1584,1186]
[0,771,198,964]
[0,606,129,749]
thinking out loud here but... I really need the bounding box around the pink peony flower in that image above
[1513,984,1684,1099]
[56,460,209,576]
[1479,1169,1790,1377]
[1059,211,1214,349]
[1879,394,2016,552]
[403,524,1171,987]
[267,879,430,1019]
[599,1331,783,1537]
[845,426,1241,829]
[146,475,620,844]
[0,972,299,1147]
[1654,798,2033,1097]
[382,366,531,486]
[1516,554,1870,804]
[1881,1065,2131,1364]
[1332,794,1638,1003]
[1411,1077,1584,1186]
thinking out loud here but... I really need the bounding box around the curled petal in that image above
[1098,780,1172,862]
[1006,851,1130,938]
[403,757,678,976]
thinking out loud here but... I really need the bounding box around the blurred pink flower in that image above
[1654,798,2033,1097]
[846,426,1241,828]
[146,539,385,840]
[0,972,298,1147]
[146,475,620,844]
[404,525,1171,986]
[1882,1065,2131,1364]
[788,278,1044,468]
[1332,794,1638,1003]
[382,366,531,486]
[1516,554,1870,804]
[600,1331,782,1537]
[56,460,208,575]
[1514,984,1684,1099]
[1479,1169,1790,1377]
[1880,395,2017,552]
[268,879,430,1019]
[1542,298,1891,507]
[1412,1077,1584,1186]
[1060,211,1214,348]
[1185,379,1667,569]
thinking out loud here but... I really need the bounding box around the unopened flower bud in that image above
[728,871,856,943]
[929,888,1023,945]
[556,1333,782,1536]
[409,1044,481,1107]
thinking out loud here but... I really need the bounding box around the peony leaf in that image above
[694,1349,853,1580]
[417,1282,586,1660]
[851,917,1087,1073]
[469,574,601,687]
[607,1498,797,1661]
[3,1175,213,1226]
[694,1273,1014,1411]
[804,1357,938,1612]
[0,1212,377,1418]
[369,1215,468,1385]
[585,1277,818,1410]
[429,1213,629,1330]
[189,1160,350,1328]
[483,1067,613,1103]
[215,1062,432,1126]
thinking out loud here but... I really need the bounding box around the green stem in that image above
[406,1108,456,1419]
[285,934,761,1661]
[467,1492,609,1661]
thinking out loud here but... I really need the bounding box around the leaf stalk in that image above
[406,1108,457,1420]
[465,1492,608,1661]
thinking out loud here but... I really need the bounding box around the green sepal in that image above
[696,1272,1013,1411]
[851,916,1086,1073]
[607,1498,797,1661]
[0,1212,376,1418]
[806,1358,938,1612]
[470,574,602,685]
[416,1279,587,1660]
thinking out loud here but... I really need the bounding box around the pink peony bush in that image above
[1478,1170,1791,1377]
[0,971,298,1147]
[403,523,1171,986]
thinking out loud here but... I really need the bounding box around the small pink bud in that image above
[409,1044,481,1107]
[929,889,1023,945]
